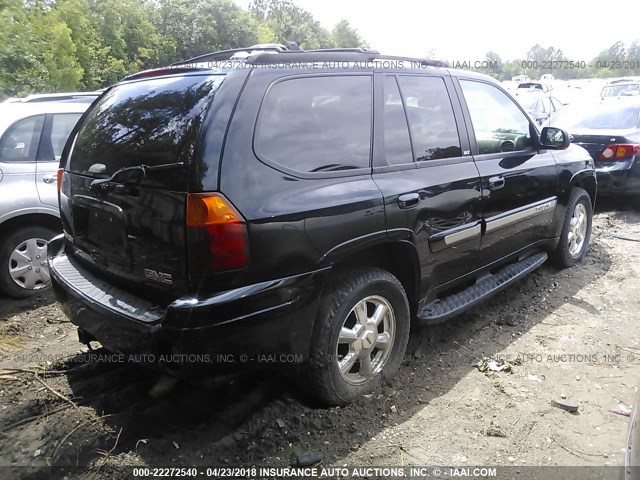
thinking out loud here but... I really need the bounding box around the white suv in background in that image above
[0,98,96,297]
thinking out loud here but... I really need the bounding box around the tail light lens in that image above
[56,168,63,192]
[186,193,248,271]
[599,144,640,161]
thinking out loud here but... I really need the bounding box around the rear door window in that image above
[37,113,83,162]
[68,74,225,177]
[396,76,462,161]
[51,113,82,161]
[254,75,372,174]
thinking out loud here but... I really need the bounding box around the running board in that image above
[417,251,548,326]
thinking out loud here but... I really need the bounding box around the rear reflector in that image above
[599,144,640,161]
[186,193,248,271]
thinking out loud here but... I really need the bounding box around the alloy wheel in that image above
[335,295,396,385]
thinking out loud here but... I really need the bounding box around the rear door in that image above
[373,73,483,294]
[60,74,225,299]
[36,112,83,208]
[455,78,558,263]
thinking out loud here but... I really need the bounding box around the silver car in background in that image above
[0,99,94,297]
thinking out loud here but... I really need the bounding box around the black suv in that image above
[49,46,596,406]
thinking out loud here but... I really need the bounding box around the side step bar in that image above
[417,251,548,326]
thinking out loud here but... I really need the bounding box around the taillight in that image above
[56,168,63,192]
[186,193,248,271]
[599,144,640,161]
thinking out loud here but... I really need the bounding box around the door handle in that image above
[488,176,505,190]
[398,193,420,209]
[42,175,56,184]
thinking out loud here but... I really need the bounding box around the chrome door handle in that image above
[43,176,56,184]
[398,193,420,209]
[488,176,505,190]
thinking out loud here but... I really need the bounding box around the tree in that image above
[249,0,335,49]
[331,20,362,48]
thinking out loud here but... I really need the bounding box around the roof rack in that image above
[171,45,289,66]
[303,47,380,54]
[166,44,447,70]
[247,50,382,65]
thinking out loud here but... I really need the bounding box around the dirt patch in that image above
[0,205,638,478]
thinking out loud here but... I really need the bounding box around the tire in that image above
[553,187,592,268]
[301,268,410,407]
[0,226,57,298]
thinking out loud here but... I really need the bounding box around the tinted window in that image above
[550,102,640,130]
[255,76,372,173]
[0,115,44,161]
[51,113,82,161]
[397,76,461,161]
[69,75,224,176]
[382,76,413,165]
[460,80,533,154]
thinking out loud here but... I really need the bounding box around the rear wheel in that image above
[0,226,57,298]
[302,268,410,406]
[553,188,592,268]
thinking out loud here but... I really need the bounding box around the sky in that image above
[234,0,640,62]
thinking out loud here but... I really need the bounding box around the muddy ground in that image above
[1,201,639,479]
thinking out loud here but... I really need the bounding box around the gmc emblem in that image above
[144,269,173,285]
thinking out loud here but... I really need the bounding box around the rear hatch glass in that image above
[69,74,224,183]
[62,74,225,300]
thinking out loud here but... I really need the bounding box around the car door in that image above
[454,78,558,264]
[36,113,83,208]
[0,115,45,218]
[372,73,483,296]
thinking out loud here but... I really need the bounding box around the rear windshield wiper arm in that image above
[89,162,186,193]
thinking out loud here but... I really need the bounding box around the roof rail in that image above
[171,45,288,66]
[305,48,380,54]
[248,50,382,65]
[164,44,447,70]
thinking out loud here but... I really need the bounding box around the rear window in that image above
[601,84,640,97]
[550,102,640,130]
[68,75,224,176]
[517,94,540,110]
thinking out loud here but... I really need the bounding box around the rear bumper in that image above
[48,235,330,373]
[596,158,640,195]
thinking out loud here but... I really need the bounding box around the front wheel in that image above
[301,268,410,406]
[0,226,57,298]
[553,187,592,268]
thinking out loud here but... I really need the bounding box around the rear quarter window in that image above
[68,74,224,177]
[254,75,373,174]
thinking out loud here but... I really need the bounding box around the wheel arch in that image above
[570,170,597,208]
[0,212,61,237]
[325,240,421,317]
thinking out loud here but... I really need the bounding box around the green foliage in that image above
[2,0,639,101]
[331,20,363,48]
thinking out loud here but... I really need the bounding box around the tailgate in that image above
[60,73,225,301]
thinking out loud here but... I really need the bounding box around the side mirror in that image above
[540,126,571,150]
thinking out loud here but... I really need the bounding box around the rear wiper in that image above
[89,162,185,193]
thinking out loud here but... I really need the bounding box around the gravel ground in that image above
[0,203,639,479]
